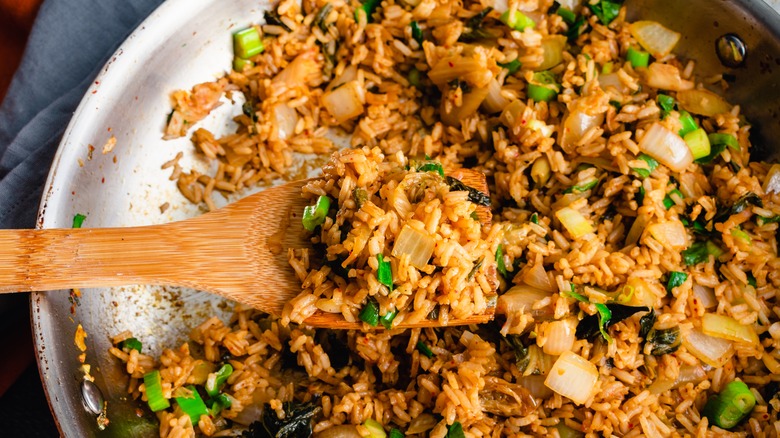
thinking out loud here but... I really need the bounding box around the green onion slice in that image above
[206,364,233,397]
[657,94,675,118]
[556,7,576,25]
[72,213,86,228]
[498,59,522,74]
[143,370,170,412]
[359,298,380,327]
[120,337,142,353]
[379,308,397,330]
[500,10,536,31]
[684,128,711,160]
[233,27,264,59]
[233,57,255,72]
[632,153,659,178]
[678,110,698,137]
[495,244,508,278]
[416,341,434,358]
[174,385,209,426]
[702,380,756,430]
[389,428,405,438]
[626,47,650,68]
[377,254,393,289]
[355,0,382,23]
[302,195,331,231]
[527,71,559,102]
[708,133,739,151]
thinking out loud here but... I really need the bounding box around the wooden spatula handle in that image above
[0,226,187,293]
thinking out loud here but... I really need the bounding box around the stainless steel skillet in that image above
[31,0,780,435]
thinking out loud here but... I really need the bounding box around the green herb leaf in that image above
[411,21,424,45]
[575,303,649,341]
[636,185,645,206]
[417,161,444,176]
[666,271,688,293]
[355,0,382,22]
[447,421,466,438]
[468,257,484,280]
[682,241,710,266]
[530,212,539,224]
[588,0,622,25]
[657,94,675,118]
[594,303,613,343]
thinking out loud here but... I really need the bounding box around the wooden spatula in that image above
[0,169,495,329]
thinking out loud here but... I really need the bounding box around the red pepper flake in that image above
[448,61,454,67]
[101,177,105,184]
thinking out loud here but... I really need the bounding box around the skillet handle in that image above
[0,226,182,293]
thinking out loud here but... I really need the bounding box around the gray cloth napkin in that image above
[0,0,164,230]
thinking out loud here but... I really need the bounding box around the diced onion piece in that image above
[638,123,693,172]
[314,425,362,438]
[629,21,681,58]
[597,73,629,95]
[559,110,605,152]
[272,49,320,87]
[326,64,358,92]
[625,277,659,308]
[555,206,594,239]
[648,364,707,394]
[271,103,299,140]
[646,221,688,250]
[541,318,577,356]
[763,352,780,374]
[682,326,734,368]
[487,0,509,13]
[231,402,264,426]
[544,350,599,405]
[676,89,733,117]
[442,86,491,126]
[496,284,549,316]
[556,0,582,10]
[643,63,694,91]
[702,314,760,345]
[363,419,387,438]
[482,78,511,114]
[392,225,435,269]
[406,414,437,435]
[763,164,780,194]
[500,100,527,131]
[518,375,554,399]
[626,213,648,246]
[692,284,717,309]
[429,55,493,89]
[322,81,365,124]
[530,156,551,187]
[536,35,567,71]
[523,262,554,292]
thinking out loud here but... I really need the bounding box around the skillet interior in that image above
[31,0,780,435]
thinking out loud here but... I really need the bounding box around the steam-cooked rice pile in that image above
[283,147,497,326]
[113,0,780,436]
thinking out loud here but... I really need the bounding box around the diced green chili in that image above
[666,271,688,293]
[72,213,87,229]
[626,47,650,68]
[416,341,434,358]
[702,380,756,430]
[359,298,380,326]
[174,386,209,426]
[206,364,233,397]
[302,195,331,231]
[143,370,170,412]
[233,27,264,59]
[527,71,559,102]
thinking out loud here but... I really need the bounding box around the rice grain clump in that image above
[284,147,497,327]
[114,0,780,436]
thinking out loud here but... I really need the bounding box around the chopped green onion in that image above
[407,68,421,87]
[527,71,559,102]
[377,254,393,289]
[684,128,711,160]
[626,47,650,68]
[666,271,688,292]
[556,7,577,25]
[530,212,539,224]
[498,59,522,74]
[500,10,536,31]
[566,15,588,42]
[233,28,264,59]
[682,241,717,266]
[588,0,622,25]
[746,272,757,287]
[174,385,209,426]
[702,380,756,430]
[708,133,739,150]
[636,186,646,206]
[363,419,387,438]
[594,303,613,343]
[663,189,684,210]
[209,393,232,417]
[757,214,780,226]
[72,213,86,228]
[206,364,233,397]
[417,162,444,176]
[731,227,752,245]
[302,195,331,231]
[411,21,423,45]
[495,244,508,278]
[657,94,676,118]
[359,298,380,327]
[565,178,599,194]
[565,284,589,303]
[233,57,254,72]
[632,153,659,178]
[120,337,142,353]
[447,422,466,438]
[143,370,170,412]
[678,111,698,137]
[389,429,404,438]
[379,308,397,330]
[355,0,382,23]
[416,341,434,358]
[602,61,614,74]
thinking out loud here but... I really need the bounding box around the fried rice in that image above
[110,0,780,436]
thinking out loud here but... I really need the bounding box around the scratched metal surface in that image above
[30,0,780,436]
